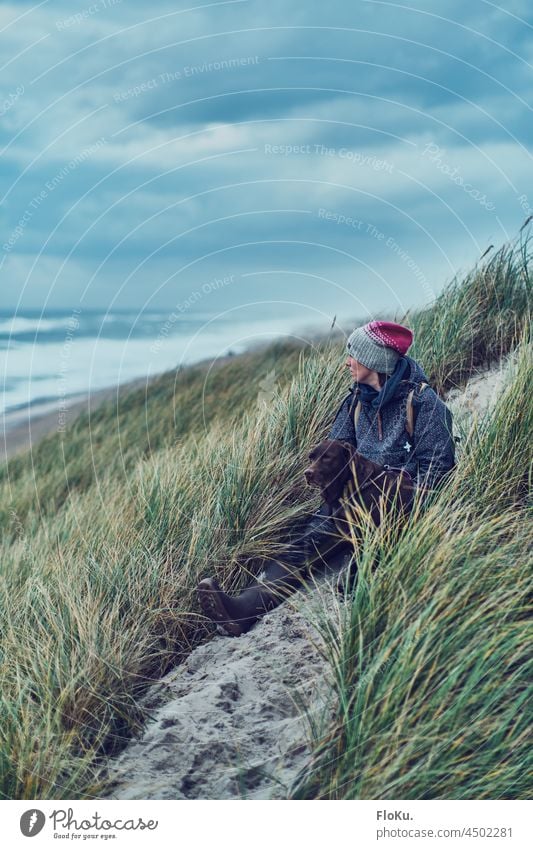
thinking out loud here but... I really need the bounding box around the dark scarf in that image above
[356,356,410,410]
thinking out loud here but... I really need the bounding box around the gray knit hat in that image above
[346,320,413,374]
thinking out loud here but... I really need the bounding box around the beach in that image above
[0,307,336,464]
[1,384,137,463]
[0,348,254,463]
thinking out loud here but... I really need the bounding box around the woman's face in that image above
[345,356,375,383]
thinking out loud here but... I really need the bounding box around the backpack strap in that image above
[406,382,429,438]
[352,381,429,439]
[349,387,362,431]
[353,399,362,429]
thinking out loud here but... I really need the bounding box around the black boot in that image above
[197,503,354,636]
[197,558,306,637]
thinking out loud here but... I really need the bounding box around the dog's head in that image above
[303,440,360,501]
[305,440,415,521]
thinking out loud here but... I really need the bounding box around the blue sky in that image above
[1,0,532,328]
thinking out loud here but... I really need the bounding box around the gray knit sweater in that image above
[327,356,455,489]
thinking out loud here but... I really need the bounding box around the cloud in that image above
[1,0,531,312]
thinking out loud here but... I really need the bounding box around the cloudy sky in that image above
[1,0,531,327]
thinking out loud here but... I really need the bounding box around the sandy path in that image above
[102,580,340,800]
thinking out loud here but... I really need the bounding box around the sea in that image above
[0,307,316,421]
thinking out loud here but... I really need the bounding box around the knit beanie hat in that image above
[346,321,413,374]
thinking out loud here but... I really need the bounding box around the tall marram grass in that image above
[403,233,530,392]
[0,232,530,799]
[0,342,346,798]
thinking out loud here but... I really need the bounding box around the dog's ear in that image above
[340,440,357,459]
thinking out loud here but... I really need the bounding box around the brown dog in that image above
[304,439,415,529]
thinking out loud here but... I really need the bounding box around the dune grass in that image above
[405,234,530,392]
[0,231,531,799]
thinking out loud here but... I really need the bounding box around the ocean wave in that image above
[0,316,71,336]
[0,312,226,341]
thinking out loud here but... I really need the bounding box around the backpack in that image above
[352,381,429,442]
